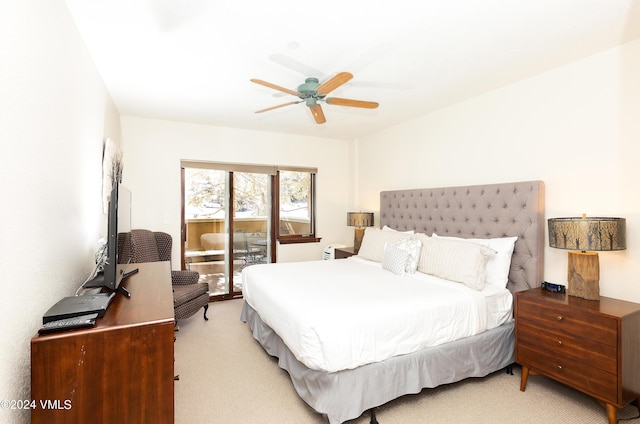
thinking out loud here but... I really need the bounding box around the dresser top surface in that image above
[33,261,174,341]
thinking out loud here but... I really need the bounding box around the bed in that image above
[241,180,545,423]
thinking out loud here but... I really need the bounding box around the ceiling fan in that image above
[250,72,379,124]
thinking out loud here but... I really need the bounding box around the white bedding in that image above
[242,256,512,373]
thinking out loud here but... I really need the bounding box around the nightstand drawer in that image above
[517,320,616,374]
[518,344,617,402]
[517,297,617,346]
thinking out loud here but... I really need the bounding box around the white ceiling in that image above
[65,0,640,140]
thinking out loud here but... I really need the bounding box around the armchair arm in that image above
[171,270,199,286]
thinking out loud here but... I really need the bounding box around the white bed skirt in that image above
[241,301,515,424]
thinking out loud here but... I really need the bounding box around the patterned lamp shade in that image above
[548,216,626,251]
[347,212,374,228]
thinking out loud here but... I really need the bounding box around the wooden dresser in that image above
[31,262,175,424]
[515,287,640,424]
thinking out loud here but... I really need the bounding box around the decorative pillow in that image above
[432,233,517,288]
[357,228,409,263]
[382,243,409,275]
[417,236,496,290]
[395,237,422,273]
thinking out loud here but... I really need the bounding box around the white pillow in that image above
[357,228,409,263]
[417,236,496,291]
[382,243,409,275]
[411,233,431,245]
[395,237,422,273]
[432,233,517,288]
[382,225,415,234]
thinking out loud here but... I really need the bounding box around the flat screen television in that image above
[84,182,136,297]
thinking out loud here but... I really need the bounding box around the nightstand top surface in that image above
[518,287,640,318]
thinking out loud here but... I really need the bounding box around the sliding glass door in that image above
[182,163,273,300]
[230,171,270,294]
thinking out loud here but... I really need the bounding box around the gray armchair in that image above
[119,229,209,322]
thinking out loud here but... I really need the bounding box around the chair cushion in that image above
[173,283,208,305]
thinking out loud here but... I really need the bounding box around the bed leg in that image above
[369,408,379,424]
[506,364,514,375]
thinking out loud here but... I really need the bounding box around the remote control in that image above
[38,313,98,334]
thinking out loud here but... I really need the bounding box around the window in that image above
[276,167,319,244]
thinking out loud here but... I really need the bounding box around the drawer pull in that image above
[557,340,563,346]
[556,315,564,321]
[557,365,564,371]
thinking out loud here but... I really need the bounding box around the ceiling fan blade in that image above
[250,79,300,96]
[325,97,379,109]
[315,72,353,95]
[309,104,326,124]
[255,101,302,114]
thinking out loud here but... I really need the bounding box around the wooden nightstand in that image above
[515,288,640,424]
[334,247,356,259]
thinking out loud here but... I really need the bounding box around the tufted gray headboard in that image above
[380,180,545,293]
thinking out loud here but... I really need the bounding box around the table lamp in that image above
[347,212,374,254]
[548,214,626,300]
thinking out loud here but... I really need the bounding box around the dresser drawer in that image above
[518,344,617,402]
[516,320,617,374]
[517,297,617,346]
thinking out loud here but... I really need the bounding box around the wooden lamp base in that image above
[567,251,600,300]
[354,228,365,254]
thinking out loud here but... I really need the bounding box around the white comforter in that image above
[242,257,509,373]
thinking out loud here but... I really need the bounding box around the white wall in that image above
[0,2,120,423]
[357,38,640,303]
[120,116,355,264]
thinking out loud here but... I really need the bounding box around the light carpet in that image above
[174,299,640,424]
